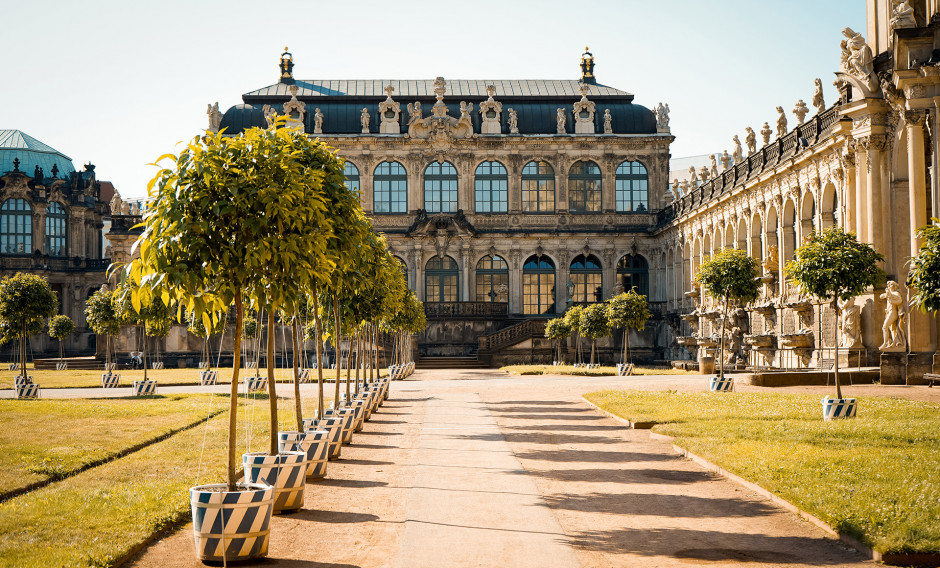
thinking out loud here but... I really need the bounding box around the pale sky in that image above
[0,0,863,200]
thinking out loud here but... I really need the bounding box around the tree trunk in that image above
[623,328,630,366]
[718,294,728,380]
[227,291,245,491]
[310,293,325,419]
[834,304,842,400]
[265,311,278,456]
[590,339,596,366]
[333,295,342,405]
[142,326,149,382]
[59,339,64,363]
[292,316,302,432]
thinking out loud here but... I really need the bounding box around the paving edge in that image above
[578,395,940,566]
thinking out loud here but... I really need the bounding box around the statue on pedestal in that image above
[732,135,743,162]
[603,109,612,134]
[793,100,809,124]
[745,127,757,155]
[879,280,906,351]
[776,107,788,137]
[508,108,519,134]
[839,297,863,349]
[720,150,732,170]
[812,78,826,114]
[314,108,324,134]
[761,122,773,145]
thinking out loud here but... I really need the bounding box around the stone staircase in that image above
[415,355,489,369]
[34,356,103,370]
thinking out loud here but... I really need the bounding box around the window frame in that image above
[521,160,556,214]
[475,254,509,302]
[423,161,458,214]
[425,255,460,302]
[1,198,33,255]
[45,201,68,257]
[373,161,407,214]
[569,254,603,304]
[343,161,361,195]
[617,253,650,298]
[522,255,556,315]
[474,161,508,214]
[614,160,649,213]
[568,160,602,213]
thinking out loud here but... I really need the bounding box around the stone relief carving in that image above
[839,297,863,349]
[732,135,744,162]
[879,280,906,351]
[793,100,809,124]
[556,108,567,134]
[508,108,519,134]
[408,78,474,145]
[761,122,773,145]
[479,85,502,135]
[840,27,876,90]
[745,127,757,155]
[378,85,401,134]
[776,107,788,137]
[813,78,826,114]
[573,84,596,134]
[314,108,324,134]
[407,101,423,127]
[360,108,371,134]
[206,102,222,133]
[655,102,670,132]
[603,109,612,134]
[282,85,306,129]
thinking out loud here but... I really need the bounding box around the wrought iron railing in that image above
[0,256,110,272]
[424,302,509,319]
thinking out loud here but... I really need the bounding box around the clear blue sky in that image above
[0,0,863,199]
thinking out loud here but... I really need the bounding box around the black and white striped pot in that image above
[286,428,330,479]
[190,482,274,562]
[244,376,267,392]
[346,398,367,432]
[133,380,158,396]
[16,383,39,398]
[332,408,357,445]
[14,375,32,388]
[315,416,344,460]
[821,396,857,420]
[101,373,120,388]
[200,370,217,386]
[242,451,307,514]
[709,376,734,392]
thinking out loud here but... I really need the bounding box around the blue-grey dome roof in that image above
[0,130,76,179]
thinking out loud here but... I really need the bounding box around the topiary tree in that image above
[785,226,884,399]
[0,273,58,373]
[115,278,172,381]
[579,303,610,366]
[544,317,571,364]
[908,220,940,312]
[606,288,651,366]
[48,314,75,363]
[564,305,585,365]
[696,248,760,381]
[85,287,121,370]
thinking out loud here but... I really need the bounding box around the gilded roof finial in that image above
[580,47,595,84]
[279,47,294,84]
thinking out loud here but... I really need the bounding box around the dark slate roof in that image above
[0,130,76,178]
[244,80,633,99]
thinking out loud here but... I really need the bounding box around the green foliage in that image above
[563,304,584,333]
[84,288,121,338]
[47,315,75,342]
[606,289,650,332]
[186,309,227,338]
[578,303,610,340]
[544,317,571,340]
[908,220,940,313]
[242,315,258,339]
[115,279,173,335]
[696,248,761,303]
[784,226,884,302]
[0,273,58,343]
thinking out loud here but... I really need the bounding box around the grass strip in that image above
[584,390,940,555]
[0,393,320,568]
[501,364,695,376]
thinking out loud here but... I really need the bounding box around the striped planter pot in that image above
[821,396,857,420]
[244,377,267,392]
[333,408,357,444]
[242,451,307,514]
[56,362,68,371]
[346,398,367,432]
[8,363,19,371]
[101,373,121,388]
[298,369,312,384]
[282,429,329,480]
[709,376,734,392]
[367,386,382,412]
[316,417,344,460]
[200,370,217,386]
[198,362,209,369]
[617,363,635,377]
[16,383,40,399]
[133,380,158,396]
[190,482,273,562]
[151,361,165,370]
[14,375,33,388]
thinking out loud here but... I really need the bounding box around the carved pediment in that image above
[408,77,474,146]
[406,209,477,238]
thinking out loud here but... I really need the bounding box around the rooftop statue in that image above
[262,104,276,128]
[556,108,567,134]
[812,78,826,114]
[361,108,370,133]
[314,108,324,134]
[889,0,917,32]
[793,100,809,124]
[744,128,757,155]
[508,108,519,134]
[688,165,698,187]
[761,122,772,145]
[732,135,743,162]
[709,154,718,178]
[206,102,222,133]
[840,27,875,86]
[775,107,788,137]
[603,109,612,134]
[655,102,670,131]
[720,150,732,170]
[407,101,423,127]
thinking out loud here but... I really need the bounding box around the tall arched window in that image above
[475,255,508,302]
[343,161,360,194]
[522,160,555,213]
[373,161,407,213]
[1,199,32,254]
[617,254,649,298]
[424,162,458,213]
[569,254,603,304]
[45,202,67,257]
[425,256,459,302]
[474,161,508,213]
[568,161,602,212]
[523,255,555,315]
[615,161,648,213]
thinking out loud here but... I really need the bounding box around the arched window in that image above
[617,254,649,298]
[424,162,458,213]
[425,256,459,302]
[1,199,32,254]
[373,161,407,214]
[475,255,508,302]
[615,161,648,213]
[45,202,67,257]
[474,161,508,213]
[522,161,555,213]
[568,161,602,212]
[343,161,360,194]
[569,254,603,304]
[523,255,555,315]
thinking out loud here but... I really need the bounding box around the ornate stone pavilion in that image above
[0,130,111,357]
[217,48,674,364]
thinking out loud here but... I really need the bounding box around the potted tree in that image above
[785,226,884,419]
[0,273,58,396]
[47,314,75,370]
[187,309,226,385]
[85,287,121,382]
[564,305,585,366]
[115,279,171,395]
[606,288,651,376]
[696,248,760,391]
[544,317,571,365]
[578,303,610,367]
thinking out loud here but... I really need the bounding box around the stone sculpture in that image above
[121,202,131,215]
[793,100,809,124]
[556,108,567,134]
[603,109,612,134]
[459,101,473,121]
[262,104,276,128]
[573,84,596,134]
[709,155,718,178]
[655,102,670,131]
[699,166,709,184]
[879,280,906,350]
[890,0,917,32]
[840,28,875,84]
[508,108,519,134]
[407,101,423,126]
[407,78,473,142]
[761,122,773,145]
[679,179,690,194]
[720,150,732,170]
[314,108,323,134]
[763,245,779,273]
[744,128,757,155]
[282,84,306,129]
[688,166,698,187]
[839,297,863,349]
[479,85,502,134]
[109,191,123,216]
[206,102,222,133]
[378,85,401,134]
[732,135,743,162]
[671,179,681,200]
[361,108,371,133]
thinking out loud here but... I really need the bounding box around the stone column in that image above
[855,145,869,242]
[360,164,374,215]
[864,136,887,254]
[33,205,46,255]
[557,157,569,213]
[906,112,934,354]
[460,241,471,302]
[407,158,422,214]
[412,247,424,301]
[507,160,522,214]
[843,140,857,231]
[509,250,522,314]
[458,157,473,213]
[602,164,616,213]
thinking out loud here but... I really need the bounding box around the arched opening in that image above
[617,254,649,298]
[424,161,458,213]
[765,205,779,267]
[800,191,816,239]
[373,161,407,213]
[782,198,797,265]
[736,217,747,250]
[474,161,508,213]
[475,255,509,302]
[569,254,603,304]
[724,222,734,250]
[821,181,837,229]
[750,211,763,261]
[523,255,556,315]
[425,255,459,302]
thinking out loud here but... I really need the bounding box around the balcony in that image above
[0,255,110,273]
[424,302,509,320]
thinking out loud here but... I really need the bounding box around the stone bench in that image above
[921,373,940,387]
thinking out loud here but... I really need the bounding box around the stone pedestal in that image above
[699,355,715,375]
[879,351,907,385]
[838,348,866,368]
[906,352,934,385]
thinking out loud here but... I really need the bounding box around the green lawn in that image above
[585,390,940,555]
[0,392,325,567]
[502,364,695,376]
